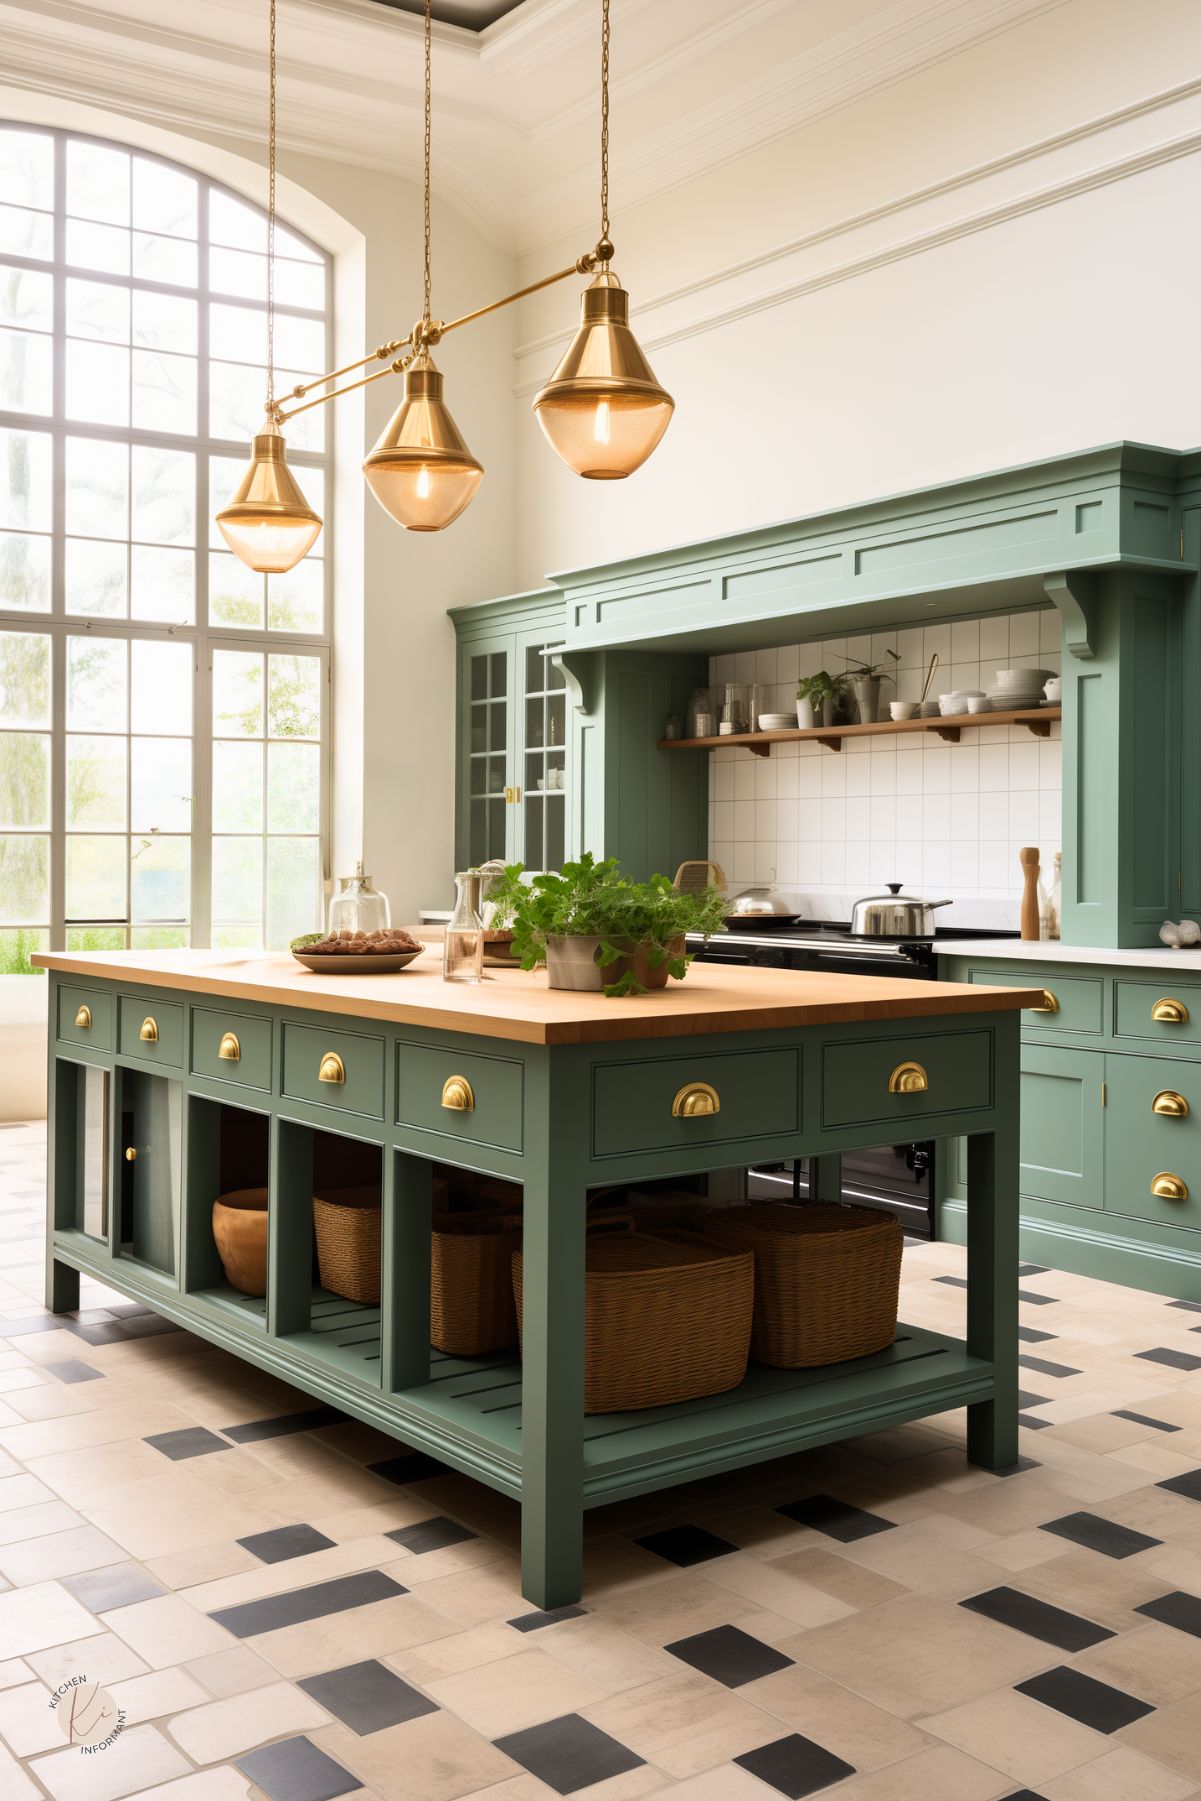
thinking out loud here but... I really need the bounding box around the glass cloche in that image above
[326,862,391,937]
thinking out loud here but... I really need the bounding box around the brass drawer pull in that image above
[1152,1090,1189,1119]
[441,1075,475,1112]
[1152,1171,1189,1201]
[888,1060,928,1095]
[74,1004,92,1029]
[318,1051,345,1085]
[125,1146,138,1163]
[139,1016,159,1043]
[1031,990,1059,1014]
[1152,997,1190,1025]
[218,1032,241,1063]
[672,1082,720,1118]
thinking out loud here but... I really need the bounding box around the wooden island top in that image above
[33,946,1033,1046]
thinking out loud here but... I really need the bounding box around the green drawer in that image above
[57,984,113,1051]
[968,965,1103,1035]
[1104,1052,1199,1228]
[118,995,183,1066]
[1114,978,1201,1051]
[191,1007,272,1092]
[282,1021,385,1119]
[592,1048,799,1158]
[396,1041,523,1153]
[822,1029,992,1129]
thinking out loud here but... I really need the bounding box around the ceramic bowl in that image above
[1043,678,1062,703]
[992,667,1054,690]
[758,713,795,731]
[966,695,991,713]
[938,692,969,715]
[889,701,918,720]
[919,699,942,717]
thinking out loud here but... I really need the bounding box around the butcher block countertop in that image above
[33,948,1032,1047]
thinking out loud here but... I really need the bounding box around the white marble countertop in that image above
[934,938,1201,972]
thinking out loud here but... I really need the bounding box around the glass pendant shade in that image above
[362,353,483,531]
[533,272,673,479]
[216,428,323,574]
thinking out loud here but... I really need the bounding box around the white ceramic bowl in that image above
[758,713,795,731]
[1043,679,1062,702]
[938,692,969,715]
[992,667,1054,690]
[920,699,942,717]
[966,696,991,713]
[889,701,918,720]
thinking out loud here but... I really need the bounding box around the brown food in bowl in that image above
[302,928,422,956]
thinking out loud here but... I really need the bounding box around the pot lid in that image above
[852,883,952,910]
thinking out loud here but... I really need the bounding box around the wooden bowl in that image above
[212,1188,268,1296]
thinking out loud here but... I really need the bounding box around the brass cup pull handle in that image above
[217,1032,241,1062]
[441,1075,475,1112]
[318,1051,345,1085]
[74,1004,92,1029]
[1152,997,1190,1025]
[125,1147,138,1163]
[1152,1090,1189,1119]
[1031,990,1059,1014]
[1151,1171,1189,1201]
[672,1082,720,1118]
[139,1016,158,1043]
[888,1060,929,1095]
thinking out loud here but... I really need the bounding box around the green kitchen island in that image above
[35,947,1028,1607]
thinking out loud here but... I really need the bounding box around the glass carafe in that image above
[327,862,390,937]
[444,869,485,984]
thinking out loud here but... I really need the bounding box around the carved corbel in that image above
[1043,570,1098,660]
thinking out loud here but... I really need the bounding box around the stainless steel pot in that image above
[727,885,804,925]
[849,883,952,938]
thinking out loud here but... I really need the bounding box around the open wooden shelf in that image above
[659,705,1061,756]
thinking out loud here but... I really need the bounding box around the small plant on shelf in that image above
[795,669,849,727]
[486,853,727,996]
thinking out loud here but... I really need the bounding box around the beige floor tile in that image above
[178,1534,407,1613]
[25,1440,172,1505]
[166,1678,331,1762]
[452,1775,558,1801]
[183,1644,279,1699]
[146,1542,260,1591]
[975,1528,1074,1572]
[0,1581,100,1657]
[741,1667,933,1769]
[106,1666,211,1723]
[587,1571,766,1647]
[0,1368,48,1394]
[922,1684,1111,1785]
[0,1677,67,1755]
[1014,1548,1172,1631]
[1072,1621,1201,1705]
[583,1671,780,1777]
[309,1713,520,1801]
[26,1629,150,1688]
[1040,1744,1199,1801]
[807,1742,1011,1801]
[403,1565,530,1630]
[0,1499,84,1546]
[84,1469,288,1561]
[1122,1694,1201,1781]
[29,1719,194,1801]
[0,1521,129,1586]
[767,1544,910,1610]
[0,1657,29,1689]
[249,1593,461,1679]
[0,1402,197,1464]
[0,1473,55,1514]
[424,1645,608,1737]
[645,1767,792,1801]
[308,1498,435,1543]
[100,1593,234,1668]
[0,1736,43,1800]
[533,1613,684,1694]
[698,1551,858,1626]
[134,1772,259,1801]
[4,1386,95,1423]
[387,1623,527,1686]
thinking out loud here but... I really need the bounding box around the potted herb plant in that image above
[487,854,727,996]
[843,649,900,724]
[795,670,848,729]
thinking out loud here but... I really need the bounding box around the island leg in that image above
[520,1160,586,1609]
[965,1123,1020,1469]
[45,1055,79,1313]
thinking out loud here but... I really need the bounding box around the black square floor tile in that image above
[1018,1291,1058,1306]
[44,1359,103,1383]
[1015,1665,1154,1733]
[62,1562,166,1611]
[238,1524,337,1564]
[1018,1355,1080,1378]
[1156,1469,1201,1503]
[0,1315,62,1337]
[1039,1511,1161,1560]
[118,1312,181,1337]
[934,1275,968,1289]
[634,1523,738,1567]
[1136,1348,1201,1372]
[1018,1263,1049,1277]
[385,1515,477,1555]
[1167,1299,1201,1312]
[507,1605,588,1632]
[735,1732,855,1797]
[960,1586,1114,1652]
[145,1426,230,1461]
[1017,1326,1056,1344]
[210,1570,407,1638]
[63,1318,131,1345]
[1000,1793,1050,1800]
[1016,1390,1052,1410]
[494,1713,645,1795]
[224,1405,349,1442]
[298,1657,438,1735]
[1112,1409,1181,1433]
[775,1495,895,1542]
[1017,1414,1053,1431]
[1135,1590,1201,1637]
[665,1623,794,1687]
[991,1456,1041,1476]
[236,1734,359,1801]
[368,1451,453,1484]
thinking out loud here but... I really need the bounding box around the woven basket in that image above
[701,1202,902,1368]
[432,1210,521,1356]
[312,1186,381,1305]
[512,1222,753,1413]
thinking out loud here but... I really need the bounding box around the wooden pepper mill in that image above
[1020,846,1041,941]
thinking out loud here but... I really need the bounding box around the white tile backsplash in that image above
[707,607,1061,925]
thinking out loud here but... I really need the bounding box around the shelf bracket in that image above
[1024,718,1053,737]
[930,725,961,743]
[746,740,772,757]
[815,735,843,753]
[553,649,599,716]
[1044,569,1098,660]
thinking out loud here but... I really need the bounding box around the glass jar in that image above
[686,687,715,740]
[1041,850,1062,941]
[327,863,390,937]
[444,870,485,984]
[720,682,749,733]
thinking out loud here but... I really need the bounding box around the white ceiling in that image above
[366,0,528,26]
[0,0,1065,253]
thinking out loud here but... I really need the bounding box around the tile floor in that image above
[1,1120,1200,1799]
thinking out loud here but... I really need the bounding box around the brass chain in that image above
[599,0,610,251]
[267,0,277,414]
[423,0,432,325]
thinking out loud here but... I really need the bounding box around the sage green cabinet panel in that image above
[822,1031,991,1130]
[118,1069,180,1277]
[1017,1044,1104,1211]
[396,1040,524,1154]
[1114,978,1201,1049]
[967,966,1103,1037]
[57,984,113,1051]
[591,1047,799,1158]
[118,996,184,1066]
[190,1007,272,1093]
[281,1021,385,1120]
[1103,1053,1199,1228]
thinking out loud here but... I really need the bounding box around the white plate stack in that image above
[986,667,1055,710]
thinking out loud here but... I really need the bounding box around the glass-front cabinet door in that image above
[520,633,567,874]
[462,636,516,869]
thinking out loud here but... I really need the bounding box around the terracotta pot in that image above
[212,1187,268,1296]
[545,934,686,992]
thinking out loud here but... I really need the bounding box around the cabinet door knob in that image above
[1152,1090,1189,1119]
[217,1032,241,1062]
[888,1060,929,1094]
[125,1146,138,1163]
[318,1052,345,1085]
[1152,997,1190,1025]
[1151,1171,1189,1201]
[441,1075,475,1112]
[1031,990,1059,1014]
[672,1082,720,1117]
[139,1016,158,1043]
[74,1004,92,1029]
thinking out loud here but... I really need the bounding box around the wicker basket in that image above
[312,1186,381,1305]
[432,1210,521,1356]
[701,1202,902,1368]
[512,1222,753,1413]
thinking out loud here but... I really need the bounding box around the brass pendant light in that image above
[362,0,482,532]
[216,0,322,574]
[533,0,674,479]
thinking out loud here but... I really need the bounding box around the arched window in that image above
[0,124,332,965]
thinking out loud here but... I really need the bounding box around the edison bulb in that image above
[594,400,611,445]
[416,466,431,500]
